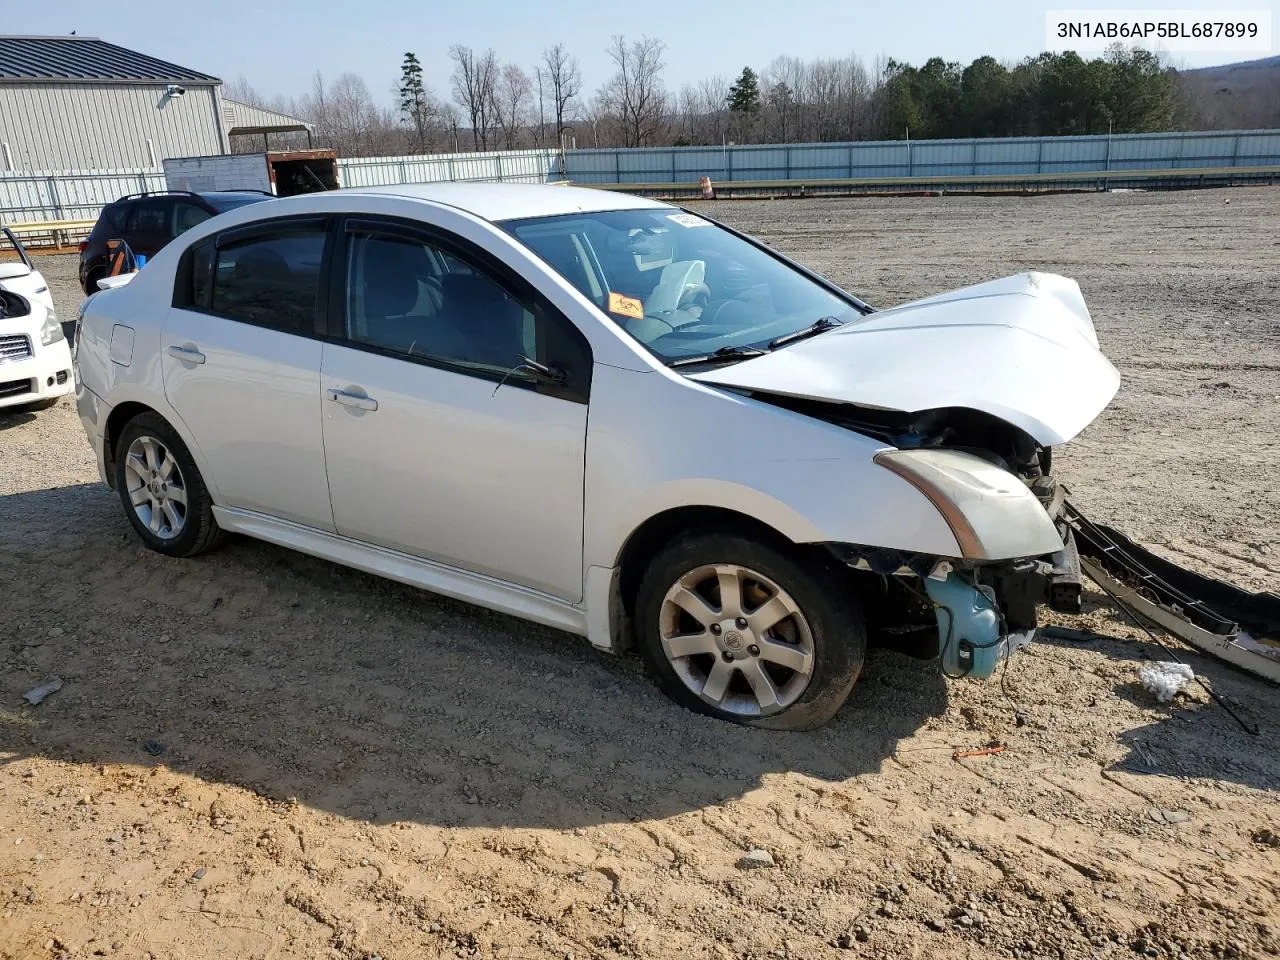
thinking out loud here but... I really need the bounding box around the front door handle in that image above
[167,343,206,364]
[327,388,378,412]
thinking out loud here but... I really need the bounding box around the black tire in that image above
[83,266,106,296]
[635,532,866,730]
[114,411,223,557]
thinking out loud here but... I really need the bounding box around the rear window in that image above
[203,194,273,214]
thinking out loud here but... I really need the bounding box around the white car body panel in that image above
[214,506,588,635]
[581,362,962,569]
[0,251,73,410]
[162,308,335,530]
[73,182,1119,656]
[320,342,588,601]
[692,272,1120,447]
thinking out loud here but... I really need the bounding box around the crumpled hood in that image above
[691,272,1121,446]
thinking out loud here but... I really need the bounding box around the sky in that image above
[8,0,1277,108]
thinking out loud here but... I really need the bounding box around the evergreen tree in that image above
[399,52,432,151]
[726,66,762,115]
[726,66,761,142]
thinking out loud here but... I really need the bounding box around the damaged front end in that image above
[806,403,1086,680]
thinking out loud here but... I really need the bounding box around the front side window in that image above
[208,228,326,333]
[343,228,540,376]
[503,209,867,364]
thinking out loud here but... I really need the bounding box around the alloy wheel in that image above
[123,435,188,541]
[658,563,816,717]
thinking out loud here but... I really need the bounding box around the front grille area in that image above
[0,334,33,363]
[0,377,33,399]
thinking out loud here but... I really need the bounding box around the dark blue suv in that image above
[78,190,273,294]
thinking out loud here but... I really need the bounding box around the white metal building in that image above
[0,36,308,173]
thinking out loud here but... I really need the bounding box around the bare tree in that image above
[329,73,377,156]
[449,45,499,150]
[224,75,268,106]
[600,35,667,148]
[441,103,462,152]
[542,43,582,146]
[532,66,549,146]
[493,64,533,149]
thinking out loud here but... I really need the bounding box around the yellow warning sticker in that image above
[607,291,644,320]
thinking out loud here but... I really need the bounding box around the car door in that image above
[162,216,336,531]
[319,216,592,601]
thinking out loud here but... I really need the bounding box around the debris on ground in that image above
[736,849,775,869]
[22,677,63,706]
[1139,662,1194,702]
[1149,807,1192,825]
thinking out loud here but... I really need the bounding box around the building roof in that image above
[0,35,220,84]
[343,182,668,222]
[223,99,311,136]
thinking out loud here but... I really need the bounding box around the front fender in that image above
[583,365,964,570]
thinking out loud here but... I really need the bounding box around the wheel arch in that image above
[102,398,217,502]
[103,400,158,489]
[614,505,836,629]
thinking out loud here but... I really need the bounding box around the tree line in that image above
[225,40,1256,158]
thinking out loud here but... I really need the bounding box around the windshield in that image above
[204,193,273,214]
[503,208,867,364]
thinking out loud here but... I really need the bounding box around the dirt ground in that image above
[2,187,1278,960]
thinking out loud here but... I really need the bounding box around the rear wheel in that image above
[636,533,866,730]
[83,268,102,296]
[114,412,222,557]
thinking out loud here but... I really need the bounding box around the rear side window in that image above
[207,229,326,333]
[127,199,169,234]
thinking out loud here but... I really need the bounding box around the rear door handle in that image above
[327,388,378,412]
[167,343,206,364]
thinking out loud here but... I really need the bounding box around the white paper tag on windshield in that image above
[667,213,710,228]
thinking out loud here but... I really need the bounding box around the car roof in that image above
[341,182,670,223]
[108,190,269,204]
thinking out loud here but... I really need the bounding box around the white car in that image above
[1,226,73,411]
[74,184,1120,729]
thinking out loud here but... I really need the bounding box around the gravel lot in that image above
[2,187,1278,960]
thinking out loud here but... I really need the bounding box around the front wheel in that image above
[635,533,866,730]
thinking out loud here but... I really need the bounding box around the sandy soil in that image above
[2,187,1278,960]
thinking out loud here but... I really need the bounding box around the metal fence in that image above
[559,129,1280,184]
[2,131,1277,226]
[0,169,165,223]
[339,148,557,187]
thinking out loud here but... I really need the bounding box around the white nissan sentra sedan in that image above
[74,183,1120,729]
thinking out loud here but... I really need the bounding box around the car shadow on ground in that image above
[1037,615,1279,792]
[2,483,950,830]
[0,408,37,430]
